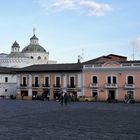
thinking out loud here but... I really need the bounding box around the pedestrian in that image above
[21,93,24,100]
[124,94,128,103]
[42,93,45,101]
[60,92,64,105]
[64,92,68,105]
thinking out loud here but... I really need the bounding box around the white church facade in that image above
[0,32,57,68]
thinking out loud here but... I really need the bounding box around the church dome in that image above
[21,34,47,53]
[21,44,46,53]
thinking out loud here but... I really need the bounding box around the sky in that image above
[0,0,140,63]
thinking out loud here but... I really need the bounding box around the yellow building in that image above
[16,63,82,100]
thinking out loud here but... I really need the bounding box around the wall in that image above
[0,74,17,97]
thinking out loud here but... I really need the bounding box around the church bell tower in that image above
[11,41,20,53]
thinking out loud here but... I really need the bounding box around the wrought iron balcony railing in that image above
[90,83,98,88]
[125,83,135,89]
[105,83,117,88]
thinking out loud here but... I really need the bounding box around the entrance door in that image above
[108,90,115,100]
[127,91,134,100]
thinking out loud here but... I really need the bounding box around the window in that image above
[127,76,133,84]
[35,76,39,86]
[56,76,60,87]
[107,76,116,84]
[23,77,27,86]
[5,89,7,92]
[113,76,116,84]
[70,76,75,87]
[107,76,111,84]
[5,77,8,83]
[92,90,98,97]
[92,76,97,83]
[127,90,134,99]
[31,56,33,59]
[38,56,41,60]
[45,76,49,86]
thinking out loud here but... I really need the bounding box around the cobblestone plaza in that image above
[0,100,140,140]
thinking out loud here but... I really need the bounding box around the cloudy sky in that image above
[0,0,140,63]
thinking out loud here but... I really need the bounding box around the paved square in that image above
[0,100,140,140]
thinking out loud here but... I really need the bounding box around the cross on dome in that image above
[33,27,36,35]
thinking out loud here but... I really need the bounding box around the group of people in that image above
[124,93,134,103]
[59,92,68,105]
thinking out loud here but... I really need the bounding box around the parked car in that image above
[32,95,43,100]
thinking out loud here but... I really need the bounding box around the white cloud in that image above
[79,0,112,16]
[38,0,112,16]
[52,0,76,9]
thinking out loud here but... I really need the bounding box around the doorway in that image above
[108,90,116,102]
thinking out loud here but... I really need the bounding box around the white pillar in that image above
[28,74,32,87]
[28,89,32,96]
[17,74,20,88]
[82,72,84,96]
[16,74,21,95]
[78,73,82,88]
[28,74,32,97]
[63,74,67,92]
[77,73,82,97]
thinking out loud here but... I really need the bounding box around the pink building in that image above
[83,54,140,102]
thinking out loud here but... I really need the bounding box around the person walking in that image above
[60,92,64,105]
[64,92,68,105]
[124,94,128,103]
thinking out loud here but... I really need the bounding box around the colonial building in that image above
[0,31,56,68]
[83,56,140,102]
[16,63,83,100]
[1,53,140,102]
[0,67,18,98]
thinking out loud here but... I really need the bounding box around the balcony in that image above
[90,83,98,88]
[53,84,61,88]
[32,84,39,87]
[105,83,117,88]
[125,83,135,89]
[20,84,27,87]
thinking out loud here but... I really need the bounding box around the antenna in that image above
[132,45,135,61]
[33,27,36,35]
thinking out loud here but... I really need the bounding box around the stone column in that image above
[63,74,67,92]
[28,74,32,98]
[50,88,54,100]
[17,74,20,88]
[77,73,82,97]
[16,74,21,99]
[28,74,32,87]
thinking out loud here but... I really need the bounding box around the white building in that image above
[0,67,17,98]
[0,32,57,68]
